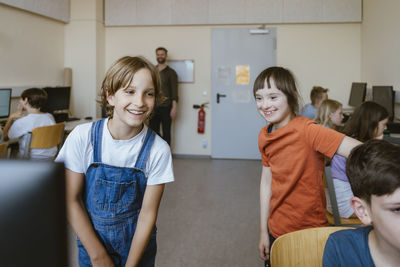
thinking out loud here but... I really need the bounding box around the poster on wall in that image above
[236,65,250,85]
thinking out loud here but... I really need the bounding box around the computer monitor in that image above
[372,86,395,121]
[348,82,367,107]
[0,88,12,118]
[0,160,68,267]
[43,86,71,113]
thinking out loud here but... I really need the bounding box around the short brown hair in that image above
[346,139,400,204]
[310,86,328,105]
[253,66,300,115]
[21,88,48,110]
[100,56,163,118]
[155,47,168,54]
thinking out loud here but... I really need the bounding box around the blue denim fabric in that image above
[78,119,156,267]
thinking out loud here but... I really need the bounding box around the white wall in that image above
[277,24,361,108]
[106,24,361,155]
[362,0,400,118]
[0,4,65,89]
[64,0,104,118]
[0,4,65,111]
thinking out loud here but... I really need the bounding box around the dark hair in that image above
[253,66,300,115]
[21,88,48,110]
[346,139,400,204]
[99,56,163,118]
[155,47,168,54]
[310,86,329,105]
[342,101,389,142]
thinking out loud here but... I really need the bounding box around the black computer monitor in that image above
[372,86,395,121]
[43,86,71,113]
[348,82,367,107]
[0,160,68,267]
[0,88,12,118]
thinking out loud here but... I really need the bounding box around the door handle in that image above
[216,93,226,103]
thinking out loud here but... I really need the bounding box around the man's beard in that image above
[157,57,166,64]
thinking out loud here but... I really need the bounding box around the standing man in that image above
[149,47,179,145]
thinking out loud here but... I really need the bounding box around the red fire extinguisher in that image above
[193,102,208,134]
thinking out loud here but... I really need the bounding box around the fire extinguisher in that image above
[193,102,208,134]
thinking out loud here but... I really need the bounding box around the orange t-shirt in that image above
[258,116,344,238]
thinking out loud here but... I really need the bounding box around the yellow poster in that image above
[236,65,250,85]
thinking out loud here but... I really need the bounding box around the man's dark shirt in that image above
[159,66,178,107]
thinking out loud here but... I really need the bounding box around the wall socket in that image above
[202,139,207,149]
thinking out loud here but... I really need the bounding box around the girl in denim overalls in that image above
[56,56,174,267]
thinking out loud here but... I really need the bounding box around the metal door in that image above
[211,28,276,159]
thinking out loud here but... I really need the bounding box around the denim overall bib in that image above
[78,119,157,267]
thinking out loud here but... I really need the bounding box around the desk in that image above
[384,134,400,145]
[64,118,99,133]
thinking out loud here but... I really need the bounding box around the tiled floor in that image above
[68,158,264,266]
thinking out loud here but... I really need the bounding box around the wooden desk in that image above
[64,118,99,133]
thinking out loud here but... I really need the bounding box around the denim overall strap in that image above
[134,128,156,201]
[91,119,105,163]
[134,128,156,171]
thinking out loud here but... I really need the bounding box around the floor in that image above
[68,158,264,267]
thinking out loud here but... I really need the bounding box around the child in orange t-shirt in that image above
[254,67,362,263]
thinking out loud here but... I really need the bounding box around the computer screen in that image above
[372,85,395,121]
[43,86,71,113]
[0,88,12,118]
[0,160,68,267]
[348,82,367,107]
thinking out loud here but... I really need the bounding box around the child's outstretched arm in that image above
[259,166,272,261]
[335,136,362,158]
[65,169,115,267]
[125,184,165,267]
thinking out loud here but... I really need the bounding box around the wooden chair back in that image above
[23,123,65,158]
[270,226,353,267]
[324,166,362,226]
[0,143,8,158]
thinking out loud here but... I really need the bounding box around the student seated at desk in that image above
[3,88,57,160]
[323,140,400,267]
[331,101,389,218]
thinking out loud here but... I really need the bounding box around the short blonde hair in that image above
[315,99,342,128]
[99,56,163,118]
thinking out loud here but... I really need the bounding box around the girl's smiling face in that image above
[255,78,293,129]
[107,68,155,136]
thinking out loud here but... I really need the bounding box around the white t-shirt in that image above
[55,119,174,186]
[8,113,57,159]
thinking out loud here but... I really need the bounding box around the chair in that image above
[22,123,65,159]
[0,143,8,158]
[270,226,353,267]
[324,166,361,226]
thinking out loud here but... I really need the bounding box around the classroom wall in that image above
[0,4,65,90]
[361,0,400,119]
[106,24,361,155]
[64,0,104,119]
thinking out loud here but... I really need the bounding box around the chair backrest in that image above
[23,123,65,158]
[0,143,8,158]
[270,226,353,267]
[324,166,361,226]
